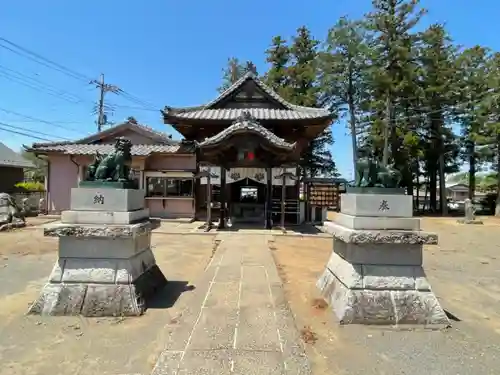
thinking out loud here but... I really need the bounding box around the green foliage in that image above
[15,181,45,192]
[21,151,47,183]
[319,16,371,172]
[263,36,295,101]
[212,1,500,215]
[218,58,258,93]
[263,27,338,178]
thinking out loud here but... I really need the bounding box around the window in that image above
[146,177,193,197]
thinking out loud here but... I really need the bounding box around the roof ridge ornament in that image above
[235,110,254,123]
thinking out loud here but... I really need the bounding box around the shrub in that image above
[14,181,45,192]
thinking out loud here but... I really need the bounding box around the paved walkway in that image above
[151,233,311,375]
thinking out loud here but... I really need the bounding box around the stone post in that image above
[457,198,483,224]
[28,185,167,317]
[317,188,450,326]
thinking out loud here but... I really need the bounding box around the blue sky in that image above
[1,0,499,179]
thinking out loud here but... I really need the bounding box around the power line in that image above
[0,124,54,142]
[0,69,86,105]
[1,36,160,118]
[110,103,160,112]
[0,64,89,103]
[0,107,87,134]
[116,89,159,110]
[0,37,91,82]
[0,121,71,140]
[0,37,158,131]
[5,119,89,124]
[353,92,500,130]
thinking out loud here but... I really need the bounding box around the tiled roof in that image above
[165,108,330,121]
[26,121,189,155]
[0,142,34,168]
[77,121,176,144]
[28,143,182,155]
[197,112,295,150]
[163,72,332,122]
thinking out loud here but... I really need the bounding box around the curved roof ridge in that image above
[197,111,295,150]
[164,72,331,116]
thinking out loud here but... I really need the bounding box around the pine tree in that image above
[218,58,258,93]
[287,26,338,178]
[455,46,491,200]
[418,24,460,213]
[365,0,427,192]
[263,36,293,100]
[319,17,370,177]
[481,52,500,215]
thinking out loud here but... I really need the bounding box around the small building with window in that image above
[26,121,197,218]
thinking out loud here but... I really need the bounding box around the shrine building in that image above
[27,72,343,227]
[162,72,335,229]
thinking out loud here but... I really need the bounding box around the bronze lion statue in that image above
[86,137,133,182]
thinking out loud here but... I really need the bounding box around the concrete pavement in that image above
[151,233,310,375]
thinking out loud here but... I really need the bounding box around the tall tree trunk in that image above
[468,140,476,200]
[424,176,429,211]
[434,112,448,216]
[429,164,437,212]
[438,152,448,215]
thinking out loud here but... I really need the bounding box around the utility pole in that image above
[90,74,120,132]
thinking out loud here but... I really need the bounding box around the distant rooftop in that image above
[0,142,34,168]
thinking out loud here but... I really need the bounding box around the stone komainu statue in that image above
[85,137,133,182]
[0,193,26,225]
[354,148,402,189]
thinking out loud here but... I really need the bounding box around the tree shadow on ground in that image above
[285,224,323,235]
[146,281,196,309]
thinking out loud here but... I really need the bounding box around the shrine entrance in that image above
[194,112,303,229]
[229,177,266,224]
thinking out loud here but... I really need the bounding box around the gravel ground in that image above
[271,216,500,375]
[0,229,218,375]
[1,217,500,375]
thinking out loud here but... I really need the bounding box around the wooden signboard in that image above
[309,184,340,208]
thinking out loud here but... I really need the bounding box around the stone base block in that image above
[323,221,438,245]
[333,238,423,266]
[58,232,151,259]
[341,193,413,218]
[44,220,159,239]
[61,208,149,225]
[335,213,421,231]
[70,187,145,212]
[28,249,167,317]
[316,253,450,326]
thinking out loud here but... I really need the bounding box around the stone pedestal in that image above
[28,187,167,317]
[318,192,450,326]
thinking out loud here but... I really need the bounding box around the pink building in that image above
[26,121,196,218]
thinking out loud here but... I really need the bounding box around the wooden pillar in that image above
[266,167,272,229]
[206,174,212,230]
[281,174,286,229]
[305,182,311,222]
[218,167,226,229]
